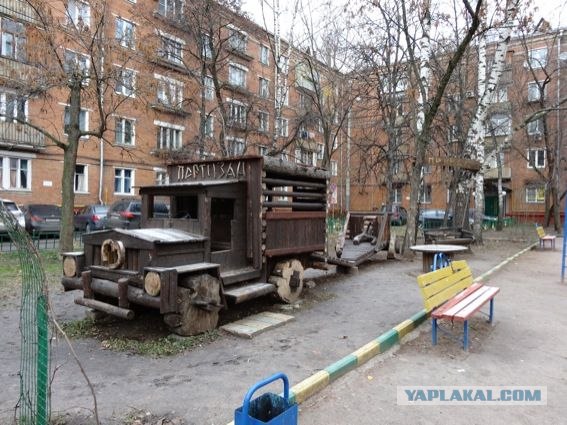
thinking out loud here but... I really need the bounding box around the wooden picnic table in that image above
[410,244,469,272]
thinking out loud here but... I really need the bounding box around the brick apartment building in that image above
[343,26,567,223]
[0,1,565,224]
[0,0,338,210]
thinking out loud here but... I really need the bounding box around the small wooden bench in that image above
[424,227,474,248]
[536,225,556,250]
[416,260,500,350]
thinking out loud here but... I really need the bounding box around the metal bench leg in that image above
[432,319,438,346]
[463,320,469,351]
[489,298,494,323]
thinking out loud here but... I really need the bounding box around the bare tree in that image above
[9,0,145,251]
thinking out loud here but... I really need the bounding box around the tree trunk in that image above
[60,83,82,252]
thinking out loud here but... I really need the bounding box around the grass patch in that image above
[0,249,61,299]
[60,318,220,357]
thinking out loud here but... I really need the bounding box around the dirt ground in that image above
[0,226,546,424]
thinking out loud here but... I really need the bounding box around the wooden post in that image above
[82,270,93,299]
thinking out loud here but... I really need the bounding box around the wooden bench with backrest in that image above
[535,225,556,250]
[423,227,474,248]
[416,260,499,350]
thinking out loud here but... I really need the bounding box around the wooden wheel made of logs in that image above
[164,273,222,336]
[268,259,304,303]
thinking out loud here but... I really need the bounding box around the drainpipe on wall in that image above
[346,109,351,211]
[555,30,563,229]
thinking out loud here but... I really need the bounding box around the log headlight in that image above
[144,271,161,296]
[101,239,125,269]
[62,252,85,278]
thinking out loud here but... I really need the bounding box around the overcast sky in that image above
[241,0,566,36]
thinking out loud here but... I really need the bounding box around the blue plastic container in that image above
[234,373,298,425]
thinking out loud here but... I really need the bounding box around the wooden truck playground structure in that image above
[61,156,391,335]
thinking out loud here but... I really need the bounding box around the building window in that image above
[276,86,288,106]
[276,118,288,137]
[228,138,245,156]
[74,164,87,193]
[260,45,269,65]
[115,17,135,49]
[156,75,184,108]
[115,67,136,97]
[67,0,91,29]
[393,186,402,204]
[258,111,269,132]
[114,168,133,194]
[317,143,324,160]
[259,77,269,98]
[115,117,135,145]
[158,34,183,64]
[228,101,247,126]
[158,0,183,17]
[526,48,548,69]
[527,81,543,102]
[0,91,27,122]
[420,184,432,204]
[156,123,183,150]
[203,75,214,100]
[63,49,90,80]
[259,145,268,156]
[526,185,544,203]
[155,170,168,185]
[489,86,507,103]
[228,64,247,88]
[201,33,212,60]
[330,160,338,176]
[278,55,289,74]
[527,118,543,136]
[229,29,247,52]
[527,148,545,169]
[295,148,315,166]
[204,116,214,138]
[64,106,88,133]
[488,113,511,136]
[1,18,26,61]
[422,164,431,175]
[0,156,30,190]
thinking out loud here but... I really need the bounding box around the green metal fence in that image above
[0,206,50,424]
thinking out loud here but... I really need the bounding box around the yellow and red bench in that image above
[417,260,499,350]
[536,225,556,250]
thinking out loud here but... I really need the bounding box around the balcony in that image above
[0,0,38,24]
[485,167,511,180]
[150,102,190,117]
[0,121,45,150]
[0,56,35,85]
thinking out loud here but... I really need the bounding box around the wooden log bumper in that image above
[63,276,161,310]
[75,297,135,320]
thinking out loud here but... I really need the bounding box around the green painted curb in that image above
[227,242,537,424]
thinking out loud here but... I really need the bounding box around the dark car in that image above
[418,209,453,229]
[103,199,169,229]
[74,204,109,232]
[22,204,62,234]
[380,204,408,226]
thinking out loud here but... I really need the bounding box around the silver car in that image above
[0,199,26,234]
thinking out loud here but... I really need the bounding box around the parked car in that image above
[102,199,169,229]
[74,204,109,232]
[418,209,453,229]
[0,198,26,234]
[22,204,62,234]
[380,204,408,226]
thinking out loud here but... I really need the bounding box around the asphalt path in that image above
[0,236,533,424]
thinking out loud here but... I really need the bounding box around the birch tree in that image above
[465,0,519,242]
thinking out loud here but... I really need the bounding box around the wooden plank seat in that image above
[416,260,500,350]
[536,225,556,250]
[424,227,474,248]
